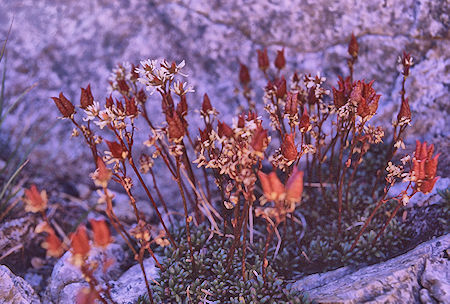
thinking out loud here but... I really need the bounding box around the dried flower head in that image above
[351,80,381,119]
[24,185,48,213]
[105,140,128,161]
[333,76,353,109]
[91,157,112,188]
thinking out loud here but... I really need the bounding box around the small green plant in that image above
[139,224,313,303]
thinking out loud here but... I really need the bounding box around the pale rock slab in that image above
[0,265,41,304]
[293,234,450,303]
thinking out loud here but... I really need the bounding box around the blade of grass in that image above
[0,19,13,117]
[0,53,6,118]
[0,159,28,202]
[0,83,38,125]
[0,19,13,63]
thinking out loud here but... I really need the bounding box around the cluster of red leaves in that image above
[412,141,440,194]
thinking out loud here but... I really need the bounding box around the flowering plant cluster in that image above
[30,34,440,303]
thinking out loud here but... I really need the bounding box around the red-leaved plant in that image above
[36,34,438,303]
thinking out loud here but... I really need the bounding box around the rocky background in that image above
[0,0,448,184]
[0,1,449,303]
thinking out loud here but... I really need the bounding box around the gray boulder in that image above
[110,257,159,304]
[293,234,450,303]
[44,243,126,303]
[0,265,41,304]
[0,0,448,183]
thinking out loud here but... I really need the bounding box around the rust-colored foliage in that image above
[23,184,48,213]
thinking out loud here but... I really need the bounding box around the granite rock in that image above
[0,0,448,183]
[44,243,127,303]
[0,265,41,304]
[293,233,450,303]
[110,257,159,304]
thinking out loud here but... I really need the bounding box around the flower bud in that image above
[257,48,269,71]
[285,168,304,203]
[276,76,287,99]
[274,48,286,70]
[239,63,251,86]
[125,96,138,117]
[348,33,359,59]
[70,225,90,260]
[52,93,75,118]
[251,125,269,154]
[90,219,112,248]
[397,97,411,123]
[41,228,64,258]
[80,84,94,109]
[281,134,297,161]
[258,171,285,202]
[202,93,213,114]
[299,107,310,133]
[285,92,298,116]
[218,121,233,138]
[166,111,185,142]
[105,140,127,160]
[24,185,48,213]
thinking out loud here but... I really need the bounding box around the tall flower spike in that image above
[24,184,48,213]
[90,219,112,249]
[80,84,94,109]
[51,92,75,118]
